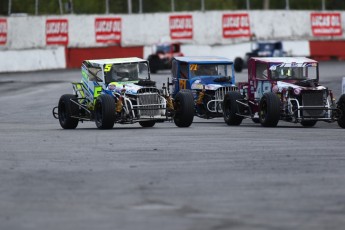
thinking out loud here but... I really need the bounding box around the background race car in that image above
[147,42,183,73]
[234,40,286,73]
[53,57,194,129]
[171,56,236,119]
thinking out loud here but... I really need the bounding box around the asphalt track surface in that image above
[0,61,345,230]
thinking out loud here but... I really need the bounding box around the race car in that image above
[223,57,345,128]
[147,42,183,73]
[171,56,236,119]
[234,41,286,72]
[52,57,194,129]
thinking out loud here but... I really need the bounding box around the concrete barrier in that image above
[0,11,344,72]
[0,47,65,72]
[2,11,345,50]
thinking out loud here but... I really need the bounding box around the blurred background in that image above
[1,0,345,15]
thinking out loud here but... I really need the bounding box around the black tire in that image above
[148,55,160,74]
[252,118,260,123]
[139,120,156,128]
[223,91,243,126]
[173,90,194,127]
[94,94,115,129]
[259,92,281,127]
[58,94,79,129]
[234,57,243,73]
[337,94,345,128]
[301,120,317,127]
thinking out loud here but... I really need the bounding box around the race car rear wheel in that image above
[139,121,156,128]
[173,89,194,127]
[95,94,115,129]
[223,91,243,126]
[259,92,281,127]
[58,94,79,129]
[234,57,243,73]
[337,94,345,128]
[301,120,317,127]
[148,55,160,74]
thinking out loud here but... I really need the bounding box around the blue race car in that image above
[171,56,236,119]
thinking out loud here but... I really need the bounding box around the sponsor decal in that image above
[222,13,251,38]
[311,13,342,36]
[0,18,7,45]
[95,18,121,44]
[170,15,193,39]
[46,19,68,45]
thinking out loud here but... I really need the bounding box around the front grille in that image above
[302,91,325,117]
[137,87,159,94]
[137,93,162,117]
[215,86,236,100]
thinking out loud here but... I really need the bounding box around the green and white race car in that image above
[53,57,194,129]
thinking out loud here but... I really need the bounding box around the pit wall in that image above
[1,10,345,72]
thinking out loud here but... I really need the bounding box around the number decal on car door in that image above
[93,85,102,104]
[179,79,187,90]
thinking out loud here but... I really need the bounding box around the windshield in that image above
[269,63,318,81]
[258,43,274,51]
[189,64,232,78]
[104,62,149,83]
[156,45,170,53]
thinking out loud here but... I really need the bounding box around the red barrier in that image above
[309,40,345,60]
[66,46,144,68]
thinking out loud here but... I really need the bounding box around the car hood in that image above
[273,81,326,93]
[190,76,234,91]
[107,81,144,95]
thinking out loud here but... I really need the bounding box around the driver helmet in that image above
[107,82,116,91]
[285,68,292,76]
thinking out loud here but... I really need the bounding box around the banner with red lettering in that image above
[95,18,121,44]
[311,13,342,36]
[169,15,193,40]
[46,19,68,45]
[222,13,251,38]
[0,18,7,45]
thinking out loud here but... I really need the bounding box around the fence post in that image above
[8,0,12,15]
[171,0,175,12]
[128,0,132,14]
[58,0,63,14]
[105,0,109,14]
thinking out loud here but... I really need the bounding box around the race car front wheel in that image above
[223,91,243,126]
[337,94,345,128]
[173,89,194,127]
[259,92,280,127]
[58,94,79,129]
[95,94,115,129]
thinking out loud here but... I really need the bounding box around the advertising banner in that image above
[169,15,193,40]
[311,13,342,36]
[222,13,251,38]
[0,18,7,45]
[46,19,68,45]
[95,18,121,44]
